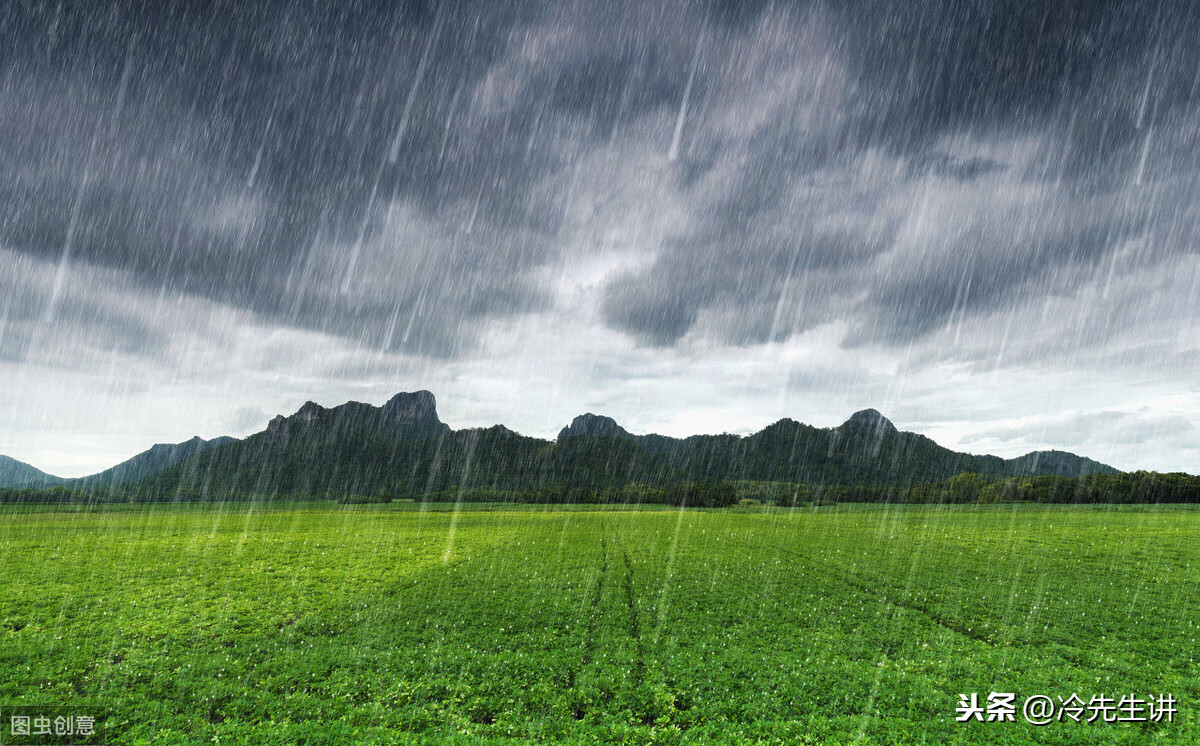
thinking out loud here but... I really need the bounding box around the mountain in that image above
[73,435,237,487]
[1005,450,1114,478]
[558,413,633,440]
[558,413,683,453]
[264,390,451,443]
[1,436,238,490]
[123,393,1118,499]
[138,391,472,497]
[0,455,64,488]
[687,409,1119,485]
[842,408,898,435]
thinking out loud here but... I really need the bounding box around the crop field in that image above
[1,502,1198,744]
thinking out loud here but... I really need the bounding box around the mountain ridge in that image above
[0,455,65,488]
[129,391,1120,498]
[74,435,238,488]
[1,391,1123,493]
[0,436,237,489]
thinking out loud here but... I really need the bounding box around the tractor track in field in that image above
[612,532,692,726]
[752,538,998,647]
[567,535,608,691]
[566,533,650,720]
[613,534,646,687]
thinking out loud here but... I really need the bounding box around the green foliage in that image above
[663,481,738,507]
[947,473,988,502]
[2,503,1196,743]
[5,468,1200,506]
[338,489,393,505]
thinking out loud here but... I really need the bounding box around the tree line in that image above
[2,471,1198,506]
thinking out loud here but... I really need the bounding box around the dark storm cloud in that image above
[839,2,1143,135]
[596,0,1200,348]
[0,249,168,363]
[1,0,1198,358]
[0,0,566,355]
[909,154,1007,182]
[1,0,720,356]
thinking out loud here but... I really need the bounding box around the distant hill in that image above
[1004,450,1115,478]
[0,455,64,488]
[141,391,502,497]
[558,414,684,453]
[261,390,451,445]
[0,436,236,489]
[123,393,1118,499]
[72,435,237,488]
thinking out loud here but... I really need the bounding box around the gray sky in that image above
[1,0,1197,476]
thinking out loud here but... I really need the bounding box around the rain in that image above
[0,0,1198,743]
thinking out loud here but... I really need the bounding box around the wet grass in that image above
[1,502,1198,743]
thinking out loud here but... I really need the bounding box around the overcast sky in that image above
[1,0,1197,477]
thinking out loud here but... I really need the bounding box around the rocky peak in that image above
[265,414,287,438]
[295,401,327,422]
[382,390,440,422]
[262,391,448,441]
[558,413,632,440]
[381,390,450,437]
[842,408,898,433]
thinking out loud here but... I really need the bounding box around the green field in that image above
[1,503,1197,744]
